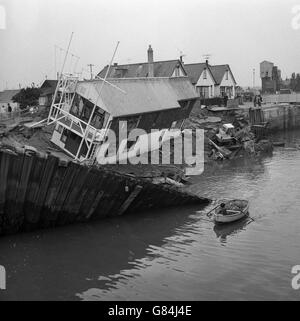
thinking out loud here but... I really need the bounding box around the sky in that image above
[0,0,300,90]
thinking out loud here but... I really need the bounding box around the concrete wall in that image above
[263,93,300,104]
[262,104,300,130]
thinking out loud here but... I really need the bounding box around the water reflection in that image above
[213,217,253,244]
[0,204,206,301]
[1,130,300,300]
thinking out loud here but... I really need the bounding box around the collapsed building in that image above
[48,75,199,164]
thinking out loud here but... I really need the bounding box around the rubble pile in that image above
[185,103,274,163]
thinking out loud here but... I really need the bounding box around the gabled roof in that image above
[0,89,20,103]
[39,80,58,96]
[184,63,237,85]
[40,80,58,89]
[76,77,198,117]
[184,63,216,84]
[209,64,237,85]
[97,60,186,79]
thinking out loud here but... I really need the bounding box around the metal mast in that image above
[74,41,120,161]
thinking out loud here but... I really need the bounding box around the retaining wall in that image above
[0,145,209,236]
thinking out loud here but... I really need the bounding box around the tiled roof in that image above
[76,77,198,117]
[209,64,237,85]
[97,60,186,79]
[184,63,215,84]
[184,63,237,85]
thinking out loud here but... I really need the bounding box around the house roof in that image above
[184,63,216,84]
[40,80,58,89]
[0,89,20,103]
[209,64,237,85]
[184,63,237,85]
[76,77,198,118]
[97,60,186,79]
[39,80,58,96]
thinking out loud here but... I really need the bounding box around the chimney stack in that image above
[147,45,154,77]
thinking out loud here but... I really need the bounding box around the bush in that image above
[12,87,41,109]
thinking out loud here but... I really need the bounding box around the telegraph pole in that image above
[253,68,255,89]
[88,64,94,80]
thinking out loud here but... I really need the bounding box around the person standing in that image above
[253,95,257,107]
[7,103,12,113]
[257,95,262,107]
[224,93,228,107]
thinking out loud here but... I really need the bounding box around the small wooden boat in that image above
[212,200,249,224]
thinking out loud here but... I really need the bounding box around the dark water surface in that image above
[1,131,300,300]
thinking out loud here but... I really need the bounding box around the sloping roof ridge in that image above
[210,64,229,67]
[184,62,207,66]
[112,59,180,67]
[83,76,188,83]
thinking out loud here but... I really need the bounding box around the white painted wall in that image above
[171,65,186,77]
[195,68,215,97]
[219,70,236,98]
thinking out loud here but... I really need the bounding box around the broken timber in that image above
[0,144,209,236]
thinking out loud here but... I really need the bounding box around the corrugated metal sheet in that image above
[76,77,198,117]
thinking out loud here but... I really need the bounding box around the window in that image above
[225,70,229,80]
[61,129,68,143]
[57,125,63,134]
[203,69,207,79]
[197,86,209,98]
[91,112,104,129]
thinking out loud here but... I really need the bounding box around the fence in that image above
[0,145,209,236]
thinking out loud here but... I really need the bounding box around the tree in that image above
[12,86,41,109]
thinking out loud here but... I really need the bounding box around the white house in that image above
[184,62,237,99]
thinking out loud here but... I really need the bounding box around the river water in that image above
[1,131,300,301]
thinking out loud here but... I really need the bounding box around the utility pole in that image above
[88,64,94,80]
[253,68,255,89]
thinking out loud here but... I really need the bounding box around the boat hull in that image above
[213,201,249,224]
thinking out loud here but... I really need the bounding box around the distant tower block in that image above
[260,60,281,94]
[260,61,274,79]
